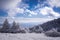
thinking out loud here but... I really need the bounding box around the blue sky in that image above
[0,0,60,23]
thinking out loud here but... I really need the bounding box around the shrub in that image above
[45,31,60,37]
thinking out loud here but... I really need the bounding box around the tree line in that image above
[0,19,26,33]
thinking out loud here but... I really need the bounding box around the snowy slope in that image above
[0,33,60,40]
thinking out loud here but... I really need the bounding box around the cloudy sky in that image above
[0,0,60,23]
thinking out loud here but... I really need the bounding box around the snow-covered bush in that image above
[45,28,60,37]
[29,26,43,33]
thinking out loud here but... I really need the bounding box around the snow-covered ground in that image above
[0,33,60,40]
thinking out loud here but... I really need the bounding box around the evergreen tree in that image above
[1,19,10,33]
[16,23,20,30]
[11,21,20,33]
[12,21,17,29]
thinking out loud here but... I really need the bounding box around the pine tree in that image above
[11,21,20,33]
[16,23,20,30]
[12,21,17,29]
[1,19,10,33]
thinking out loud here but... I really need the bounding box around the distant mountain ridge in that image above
[40,18,60,32]
[29,18,60,33]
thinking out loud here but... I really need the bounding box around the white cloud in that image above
[0,0,38,18]
[30,11,37,15]
[28,14,32,17]
[8,7,38,17]
[0,0,21,10]
[0,0,60,21]
[47,0,60,7]
[15,8,24,14]
[0,0,30,18]
[8,8,25,17]
[40,7,49,15]
[8,9,16,17]
[0,0,23,18]
[25,9,38,16]
[40,7,60,18]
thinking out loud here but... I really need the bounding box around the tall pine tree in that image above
[1,19,10,33]
[10,21,20,33]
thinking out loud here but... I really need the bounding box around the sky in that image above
[0,0,60,23]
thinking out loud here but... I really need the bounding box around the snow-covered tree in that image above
[1,19,10,33]
[29,26,43,33]
[12,21,17,29]
[10,21,20,33]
